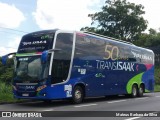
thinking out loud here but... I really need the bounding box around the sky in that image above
[0,0,160,56]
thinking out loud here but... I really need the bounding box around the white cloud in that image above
[0,36,21,56]
[33,0,103,30]
[0,47,16,57]
[128,0,160,30]
[8,36,21,48]
[0,2,25,28]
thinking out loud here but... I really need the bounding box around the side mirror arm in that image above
[2,52,16,65]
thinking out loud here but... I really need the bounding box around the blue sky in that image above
[0,0,39,55]
[0,0,160,56]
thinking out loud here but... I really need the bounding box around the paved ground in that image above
[1,92,160,120]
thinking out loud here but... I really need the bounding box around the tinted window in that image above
[75,33,106,60]
[51,33,73,84]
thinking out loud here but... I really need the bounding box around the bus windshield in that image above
[14,56,49,82]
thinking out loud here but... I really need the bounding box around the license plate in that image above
[22,93,29,97]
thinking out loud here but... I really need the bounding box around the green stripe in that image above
[126,72,144,94]
[16,53,41,56]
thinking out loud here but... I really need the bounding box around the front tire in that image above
[72,86,84,104]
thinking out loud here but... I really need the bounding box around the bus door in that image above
[50,32,73,84]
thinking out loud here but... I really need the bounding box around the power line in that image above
[0,27,28,33]
[0,30,25,36]
[0,46,17,49]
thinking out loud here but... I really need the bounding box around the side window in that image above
[141,50,153,64]
[74,34,90,59]
[51,33,73,84]
[75,34,106,60]
[118,45,136,62]
[89,36,106,58]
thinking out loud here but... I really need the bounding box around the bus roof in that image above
[23,29,58,37]
[20,29,153,54]
[83,31,134,45]
[79,31,153,53]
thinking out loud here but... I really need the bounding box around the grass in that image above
[154,66,160,92]
[0,82,20,103]
[154,84,160,92]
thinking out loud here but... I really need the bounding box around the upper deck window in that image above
[18,32,55,53]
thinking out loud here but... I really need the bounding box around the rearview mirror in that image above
[2,55,8,65]
[41,50,49,63]
[1,52,16,65]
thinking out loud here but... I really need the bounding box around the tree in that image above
[149,28,157,35]
[134,28,160,47]
[81,0,148,41]
[0,57,14,84]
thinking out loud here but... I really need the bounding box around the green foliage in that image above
[153,65,160,91]
[154,85,160,92]
[0,81,24,103]
[155,66,160,85]
[0,57,23,103]
[0,82,12,94]
[0,81,13,102]
[81,0,148,41]
[0,57,14,84]
[134,29,160,47]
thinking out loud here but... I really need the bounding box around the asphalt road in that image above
[1,92,160,120]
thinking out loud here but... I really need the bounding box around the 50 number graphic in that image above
[104,45,119,60]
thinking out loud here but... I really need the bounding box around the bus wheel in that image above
[138,85,144,97]
[72,86,84,104]
[131,84,138,98]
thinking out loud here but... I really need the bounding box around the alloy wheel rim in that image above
[133,87,137,96]
[75,90,81,99]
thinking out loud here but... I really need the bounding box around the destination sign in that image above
[18,33,54,53]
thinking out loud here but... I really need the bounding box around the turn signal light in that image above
[36,85,47,91]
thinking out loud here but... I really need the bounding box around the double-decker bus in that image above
[2,29,154,103]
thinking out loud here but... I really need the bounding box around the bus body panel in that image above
[11,30,154,100]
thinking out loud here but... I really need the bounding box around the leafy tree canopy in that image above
[134,28,160,47]
[81,0,148,41]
